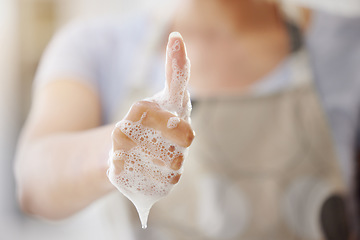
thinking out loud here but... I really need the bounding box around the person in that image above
[14,0,360,239]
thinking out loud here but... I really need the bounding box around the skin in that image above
[172,0,311,97]
[15,0,310,220]
[171,0,290,97]
[111,35,193,186]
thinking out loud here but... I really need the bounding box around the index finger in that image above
[163,32,190,118]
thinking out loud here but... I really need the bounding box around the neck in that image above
[170,0,291,97]
[175,0,285,34]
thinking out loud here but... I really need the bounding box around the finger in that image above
[110,149,181,185]
[138,141,184,171]
[112,127,136,151]
[115,117,186,171]
[170,155,184,171]
[164,32,190,117]
[169,173,181,184]
[125,101,194,148]
[110,149,126,175]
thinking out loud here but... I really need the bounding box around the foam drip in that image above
[108,115,188,228]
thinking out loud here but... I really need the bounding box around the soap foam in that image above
[167,117,180,129]
[108,115,187,228]
[157,58,191,121]
[108,33,191,229]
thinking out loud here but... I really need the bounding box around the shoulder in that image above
[52,13,151,52]
[34,11,154,88]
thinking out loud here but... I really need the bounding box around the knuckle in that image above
[132,100,159,112]
[127,101,151,121]
[183,127,195,147]
[112,125,136,151]
[111,127,122,140]
[131,100,150,113]
[112,124,130,140]
[128,100,161,122]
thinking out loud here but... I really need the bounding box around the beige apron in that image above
[117,49,349,240]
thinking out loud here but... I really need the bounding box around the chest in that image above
[182,33,289,97]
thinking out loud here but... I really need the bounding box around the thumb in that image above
[161,32,191,119]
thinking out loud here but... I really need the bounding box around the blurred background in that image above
[0,0,154,239]
[1,0,360,239]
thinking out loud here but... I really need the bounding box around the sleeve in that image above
[33,21,101,93]
[306,10,360,108]
[305,11,360,233]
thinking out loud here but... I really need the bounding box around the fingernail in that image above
[169,32,183,40]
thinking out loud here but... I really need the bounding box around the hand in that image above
[107,32,194,204]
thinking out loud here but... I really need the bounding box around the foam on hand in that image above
[107,32,191,229]
[167,117,181,129]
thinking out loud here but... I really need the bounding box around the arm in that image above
[15,31,194,222]
[15,79,115,220]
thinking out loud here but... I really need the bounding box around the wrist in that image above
[82,125,116,196]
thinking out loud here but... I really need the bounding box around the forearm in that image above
[15,124,115,220]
